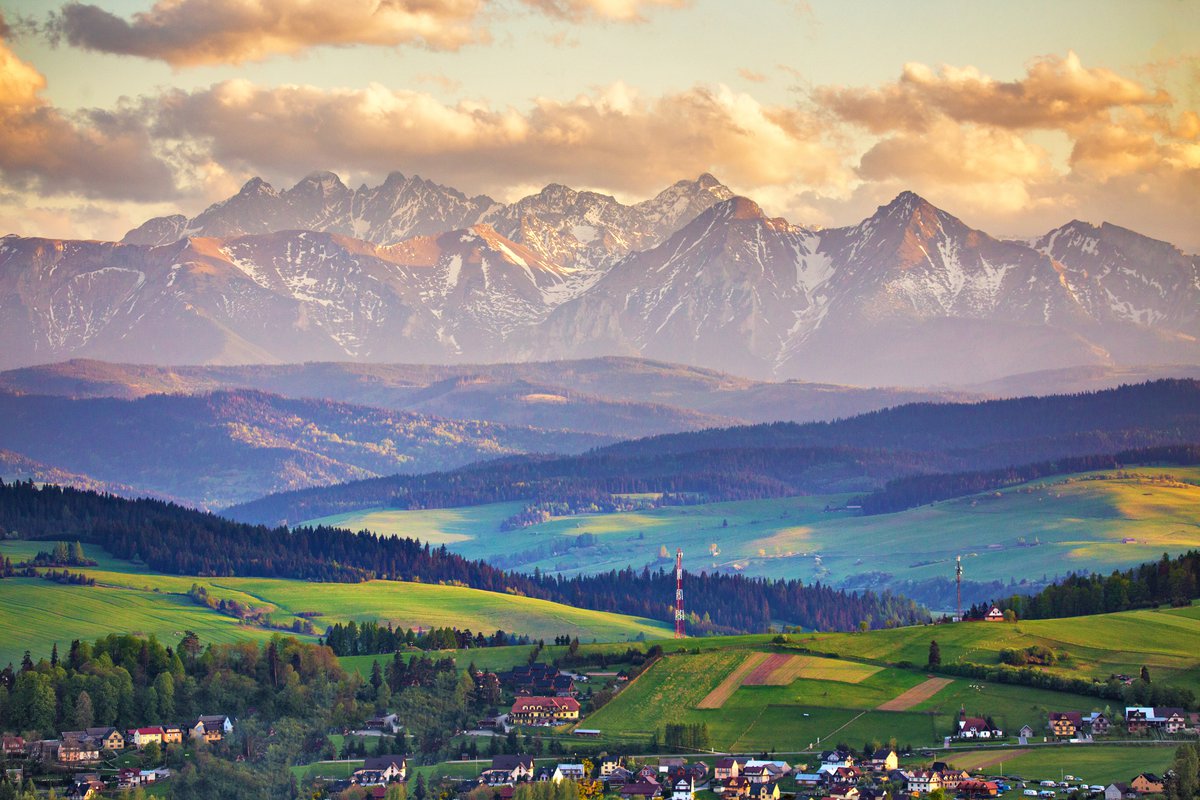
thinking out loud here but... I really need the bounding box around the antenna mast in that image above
[674,548,685,639]
[955,555,963,621]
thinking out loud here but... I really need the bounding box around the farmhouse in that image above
[1130,774,1164,795]
[903,770,943,794]
[863,749,898,772]
[130,727,164,749]
[485,755,536,785]
[1048,711,1083,738]
[985,606,1005,621]
[1084,712,1112,736]
[552,764,587,782]
[956,710,1002,739]
[85,727,124,750]
[2,735,25,757]
[361,755,407,783]
[667,768,696,800]
[510,696,581,725]
[190,715,233,743]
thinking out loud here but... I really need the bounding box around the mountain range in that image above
[2,172,1197,385]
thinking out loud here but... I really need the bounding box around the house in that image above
[827,785,860,800]
[487,755,536,784]
[366,714,402,735]
[791,773,824,788]
[668,768,696,800]
[1018,724,1035,742]
[84,727,124,751]
[821,750,855,768]
[743,761,787,781]
[828,767,862,786]
[1084,712,1112,736]
[1049,711,1083,738]
[2,735,25,757]
[509,696,581,726]
[117,768,144,789]
[606,768,635,788]
[161,726,183,745]
[599,756,625,778]
[65,777,105,800]
[863,749,898,772]
[1105,784,1134,800]
[721,776,752,797]
[939,770,971,792]
[190,715,233,743]
[956,710,1002,739]
[959,780,999,797]
[750,782,780,800]
[57,738,100,764]
[620,780,663,799]
[985,606,1005,622]
[131,727,165,749]
[361,755,407,783]
[553,764,587,782]
[1160,708,1188,734]
[715,758,746,781]
[1130,774,1164,795]
[903,770,943,794]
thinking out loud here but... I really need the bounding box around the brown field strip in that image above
[744,653,792,685]
[697,652,770,708]
[876,676,954,711]
[742,654,881,686]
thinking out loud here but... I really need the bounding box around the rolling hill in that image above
[0,539,668,669]
[0,389,608,508]
[298,465,1200,608]
[226,379,1200,525]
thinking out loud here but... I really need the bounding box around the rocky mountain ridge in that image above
[3,173,1197,385]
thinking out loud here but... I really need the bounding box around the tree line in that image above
[995,550,1200,620]
[322,622,530,657]
[853,445,1200,515]
[0,480,927,633]
[226,379,1200,527]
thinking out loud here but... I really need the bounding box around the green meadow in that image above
[0,541,669,666]
[581,647,1138,752]
[302,468,1200,593]
[0,577,289,668]
[944,744,1178,785]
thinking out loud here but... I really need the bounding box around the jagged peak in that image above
[237,177,277,197]
[715,195,767,221]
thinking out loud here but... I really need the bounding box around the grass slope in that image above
[0,577,287,668]
[305,468,1200,600]
[0,541,669,666]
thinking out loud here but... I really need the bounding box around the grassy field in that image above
[0,576,291,667]
[302,468,1200,598]
[0,541,670,665]
[944,744,1178,785]
[798,603,1200,689]
[582,646,1171,752]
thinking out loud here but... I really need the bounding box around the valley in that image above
[301,467,1200,606]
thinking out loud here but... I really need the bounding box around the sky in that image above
[0,0,1198,248]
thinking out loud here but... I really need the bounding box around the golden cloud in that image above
[150,79,850,198]
[47,0,488,66]
[818,51,1169,132]
[0,29,176,200]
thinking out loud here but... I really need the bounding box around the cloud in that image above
[149,79,850,198]
[46,0,488,66]
[519,0,688,23]
[738,68,766,83]
[818,51,1168,133]
[0,26,177,201]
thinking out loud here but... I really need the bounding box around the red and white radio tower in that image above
[674,548,685,639]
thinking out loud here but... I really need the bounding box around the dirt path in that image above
[697,652,770,709]
[877,677,954,711]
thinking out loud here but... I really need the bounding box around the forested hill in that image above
[0,480,927,633]
[227,379,1200,525]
